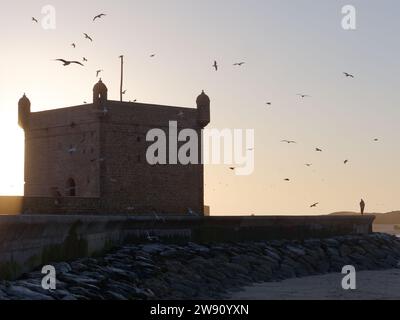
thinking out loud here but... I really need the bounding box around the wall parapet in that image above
[0,214,375,280]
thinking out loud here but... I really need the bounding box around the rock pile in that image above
[0,233,399,300]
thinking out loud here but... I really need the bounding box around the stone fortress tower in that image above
[18,80,210,215]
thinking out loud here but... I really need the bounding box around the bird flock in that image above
[32,12,156,101]
[32,13,108,74]
[31,12,380,211]
[226,69,381,210]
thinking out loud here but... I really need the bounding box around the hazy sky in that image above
[1,0,400,215]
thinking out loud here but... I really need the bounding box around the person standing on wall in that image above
[360,199,366,215]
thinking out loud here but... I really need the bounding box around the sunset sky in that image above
[1,0,400,215]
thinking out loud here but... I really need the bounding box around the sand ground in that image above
[229,269,400,300]
[373,224,400,236]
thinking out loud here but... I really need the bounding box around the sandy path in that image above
[229,269,400,300]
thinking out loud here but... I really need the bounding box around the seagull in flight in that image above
[229,167,236,171]
[150,54,156,58]
[93,14,106,21]
[284,178,291,182]
[122,90,127,95]
[297,94,310,98]
[68,147,77,154]
[266,102,272,106]
[305,163,313,167]
[71,43,76,48]
[310,203,319,208]
[83,57,88,62]
[344,160,349,165]
[343,72,355,78]
[55,59,84,66]
[152,211,166,223]
[213,61,218,71]
[187,208,200,217]
[32,17,38,23]
[281,140,297,144]
[316,148,323,152]
[373,138,379,142]
[233,62,245,66]
[84,33,93,42]
[96,69,103,77]
[146,231,159,242]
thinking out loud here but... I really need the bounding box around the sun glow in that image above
[0,121,24,196]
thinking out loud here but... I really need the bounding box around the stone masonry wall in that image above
[0,233,399,300]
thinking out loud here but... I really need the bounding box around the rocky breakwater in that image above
[0,233,399,300]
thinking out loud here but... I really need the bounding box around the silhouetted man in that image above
[360,199,365,215]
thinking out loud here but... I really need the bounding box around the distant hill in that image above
[330,211,400,224]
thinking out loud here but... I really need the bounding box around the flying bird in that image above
[374,138,379,142]
[32,17,38,23]
[281,140,297,144]
[150,54,156,58]
[284,178,291,182]
[83,57,88,62]
[187,208,200,217]
[71,43,76,48]
[84,33,93,42]
[305,163,313,167]
[122,90,127,95]
[297,94,310,98]
[310,203,319,208]
[68,147,77,154]
[93,13,106,21]
[266,102,272,106]
[344,160,349,165]
[96,69,103,77]
[54,59,84,66]
[229,167,236,171]
[233,62,245,66]
[213,61,218,71]
[146,231,159,242]
[343,72,355,78]
[316,148,323,152]
[152,212,166,223]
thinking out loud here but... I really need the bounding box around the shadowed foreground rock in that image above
[0,233,399,300]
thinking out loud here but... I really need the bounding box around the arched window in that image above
[67,178,76,197]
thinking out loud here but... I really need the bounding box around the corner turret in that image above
[196,90,210,127]
[18,94,31,129]
[93,79,108,107]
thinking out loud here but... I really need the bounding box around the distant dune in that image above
[330,211,400,225]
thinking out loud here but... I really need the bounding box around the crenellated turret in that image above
[196,90,210,127]
[18,94,31,129]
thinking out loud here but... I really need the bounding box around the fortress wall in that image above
[22,197,101,215]
[0,214,374,280]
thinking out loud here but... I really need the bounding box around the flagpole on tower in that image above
[119,55,124,102]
